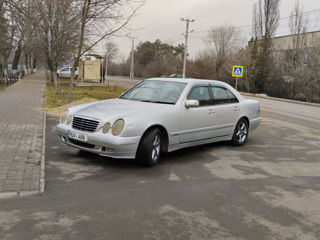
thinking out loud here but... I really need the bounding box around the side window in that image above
[211,86,229,104]
[227,89,239,103]
[211,86,239,104]
[187,86,211,106]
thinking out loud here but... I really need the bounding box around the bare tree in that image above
[2,0,80,84]
[34,0,80,87]
[66,0,145,103]
[206,25,239,76]
[0,1,18,73]
[287,0,308,99]
[253,0,280,40]
[306,34,320,102]
[249,0,280,93]
[103,41,118,77]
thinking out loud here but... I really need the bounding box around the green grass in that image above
[46,78,124,109]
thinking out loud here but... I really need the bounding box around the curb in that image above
[0,191,40,199]
[40,83,46,193]
[40,111,46,193]
[241,92,320,107]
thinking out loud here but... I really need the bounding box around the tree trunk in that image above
[12,40,22,70]
[53,65,58,87]
[25,51,29,74]
[30,54,34,74]
[66,0,90,104]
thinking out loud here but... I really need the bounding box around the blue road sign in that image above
[232,65,244,77]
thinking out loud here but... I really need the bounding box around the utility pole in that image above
[130,37,136,79]
[181,18,195,79]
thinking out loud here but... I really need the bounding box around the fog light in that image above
[60,136,67,142]
[107,148,115,153]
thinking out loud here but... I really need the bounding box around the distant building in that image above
[271,31,320,74]
[78,54,103,82]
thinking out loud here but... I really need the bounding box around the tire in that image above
[137,128,161,167]
[231,118,249,146]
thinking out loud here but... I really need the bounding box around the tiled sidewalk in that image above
[0,73,45,195]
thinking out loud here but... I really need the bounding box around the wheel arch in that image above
[240,115,250,128]
[137,124,169,155]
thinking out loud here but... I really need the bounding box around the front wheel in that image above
[231,119,248,146]
[137,128,161,167]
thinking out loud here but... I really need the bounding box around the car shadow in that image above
[72,141,231,169]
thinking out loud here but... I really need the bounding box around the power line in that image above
[192,8,320,35]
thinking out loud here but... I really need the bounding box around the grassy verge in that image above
[46,78,124,109]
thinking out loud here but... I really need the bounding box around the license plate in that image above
[67,130,88,142]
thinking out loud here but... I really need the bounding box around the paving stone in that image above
[0,73,45,193]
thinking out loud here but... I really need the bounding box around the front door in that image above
[179,84,215,143]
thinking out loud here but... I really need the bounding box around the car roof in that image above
[146,77,245,102]
[147,77,229,86]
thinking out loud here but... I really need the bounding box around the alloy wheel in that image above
[236,122,247,143]
[151,134,161,161]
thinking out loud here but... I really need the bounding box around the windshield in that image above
[120,80,186,104]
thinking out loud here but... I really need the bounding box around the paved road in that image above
[1,96,320,239]
[0,73,45,196]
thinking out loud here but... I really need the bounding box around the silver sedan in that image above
[56,78,261,166]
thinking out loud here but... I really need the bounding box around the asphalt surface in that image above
[1,97,320,240]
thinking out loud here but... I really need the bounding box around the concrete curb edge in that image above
[241,92,320,107]
[40,111,46,193]
[40,83,46,193]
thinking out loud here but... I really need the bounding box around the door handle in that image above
[234,106,240,111]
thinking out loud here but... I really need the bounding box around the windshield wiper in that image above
[141,100,174,105]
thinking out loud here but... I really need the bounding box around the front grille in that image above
[69,139,95,149]
[72,116,99,132]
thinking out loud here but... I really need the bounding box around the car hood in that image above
[73,99,172,121]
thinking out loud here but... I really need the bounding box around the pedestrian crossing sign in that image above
[232,65,244,77]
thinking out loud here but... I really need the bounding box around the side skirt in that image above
[167,135,232,153]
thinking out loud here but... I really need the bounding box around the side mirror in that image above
[185,99,199,108]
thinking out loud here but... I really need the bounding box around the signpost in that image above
[232,65,244,90]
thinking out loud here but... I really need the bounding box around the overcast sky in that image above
[103,0,320,61]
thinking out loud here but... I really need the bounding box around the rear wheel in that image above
[137,128,161,167]
[231,118,248,146]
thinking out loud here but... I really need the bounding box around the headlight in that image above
[112,119,125,136]
[66,115,72,125]
[102,122,111,134]
[60,110,69,124]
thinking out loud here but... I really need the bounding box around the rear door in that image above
[209,85,240,136]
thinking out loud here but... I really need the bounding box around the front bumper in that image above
[56,124,141,159]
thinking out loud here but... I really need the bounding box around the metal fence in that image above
[0,72,22,87]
